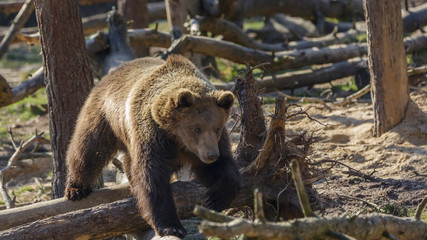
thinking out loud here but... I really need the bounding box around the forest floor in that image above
[0,45,426,239]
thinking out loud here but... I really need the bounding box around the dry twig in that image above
[0,129,50,209]
[415,195,427,221]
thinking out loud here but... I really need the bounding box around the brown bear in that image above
[64,55,240,238]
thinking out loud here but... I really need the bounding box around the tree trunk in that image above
[34,0,94,198]
[363,0,409,137]
[118,0,149,57]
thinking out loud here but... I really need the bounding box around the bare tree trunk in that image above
[118,0,149,57]
[34,0,94,198]
[363,0,409,137]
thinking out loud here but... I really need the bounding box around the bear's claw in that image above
[65,183,92,201]
[158,226,187,238]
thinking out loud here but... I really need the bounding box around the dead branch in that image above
[290,159,314,217]
[244,97,286,174]
[0,129,49,209]
[310,159,378,182]
[415,196,427,221]
[233,63,267,167]
[219,0,363,23]
[0,0,34,59]
[408,65,427,76]
[198,212,427,240]
[285,29,364,50]
[0,67,44,108]
[197,16,285,52]
[339,194,381,212]
[193,205,233,223]
[253,189,266,221]
[215,59,365,92]
[334,83,371,106]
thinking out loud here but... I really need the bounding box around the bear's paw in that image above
[157,226,187,238]
[65,183,92,201]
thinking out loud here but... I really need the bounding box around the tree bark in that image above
[233,65,267,167]
[34,0,94,198]
[363,0,409,137]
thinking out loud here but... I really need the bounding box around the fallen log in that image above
[197,16,286,52]
[3,30,427,107]
[198,211,427,240]
[160,32,427,72]
[79,2,166,35]
[0,173,259,239]
[0,183,132,232]
[285,29,364,50]
[0,2,166,43]
[403,3,427,33]
[219,0,364,22]
[214,59,365,92]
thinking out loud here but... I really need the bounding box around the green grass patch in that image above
[409,208,427,223]
[356,33,367,43]
[262,96,276,105]
[332,79,358,92]
[243,17,264,30]
[325,17,340,24]
[382,203,409,217]
[0,87,47,142]
[14,185,35,195]
[0,45,42,69]
[216,58,265,83]
[149,20,171,32]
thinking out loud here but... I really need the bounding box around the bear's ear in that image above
[173,89,195,108]
[215,91,234,109]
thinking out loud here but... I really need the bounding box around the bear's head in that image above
[152,89,234,164]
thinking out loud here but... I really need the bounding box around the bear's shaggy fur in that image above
[64,55,240,238]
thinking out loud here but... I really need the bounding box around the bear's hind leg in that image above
[65,115,118,200]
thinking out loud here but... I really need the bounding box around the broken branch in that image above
[198,213,427,240]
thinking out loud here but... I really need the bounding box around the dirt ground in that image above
[295,90,427,217]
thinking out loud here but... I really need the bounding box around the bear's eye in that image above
[216,128,220,134]
[195,127,201,133]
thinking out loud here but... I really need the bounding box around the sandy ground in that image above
[287,90,427,216]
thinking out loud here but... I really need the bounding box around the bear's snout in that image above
[206,151,220,162]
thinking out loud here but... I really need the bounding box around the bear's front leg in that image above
[129,143,187,238]
[193,131,241,211]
